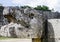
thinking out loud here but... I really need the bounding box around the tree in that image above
[34,6,42,10]
[34,5,51,11]
[42,5,49,11]
[20,6,31,8]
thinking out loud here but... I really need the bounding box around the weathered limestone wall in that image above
[48,19,60,42]
[38,10,60,19]
[0,7,44,39]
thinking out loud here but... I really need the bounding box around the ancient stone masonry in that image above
[0,7,45,38]
[38,10,60,19]
[0,6,60,42]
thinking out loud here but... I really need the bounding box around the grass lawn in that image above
[0,36,19,40]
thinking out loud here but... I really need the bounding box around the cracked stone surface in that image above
[0,7,44,38]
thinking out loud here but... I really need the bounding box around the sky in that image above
[0,0,60,12]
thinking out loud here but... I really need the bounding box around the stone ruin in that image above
[0,6,45,38]
[1,6,60,42]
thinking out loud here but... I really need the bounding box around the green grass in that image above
[0,36,19,40]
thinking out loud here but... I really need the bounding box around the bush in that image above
[21,6,31,8]
[34,5,51,11]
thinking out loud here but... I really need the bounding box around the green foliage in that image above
[20,5,52,11]
[0,36,19,40]
[34,5,51,11]
[21,6,31,8]
[34,6,41,10]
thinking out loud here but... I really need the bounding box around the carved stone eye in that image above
[29,13,34,19]
[25,25,29,28]
[30,13,34,16]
